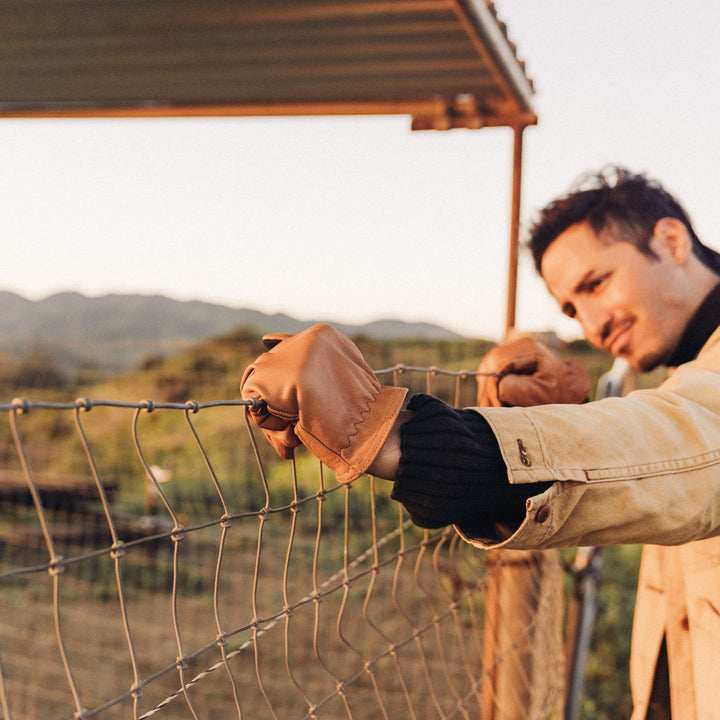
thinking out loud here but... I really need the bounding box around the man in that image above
[242,167,720,718]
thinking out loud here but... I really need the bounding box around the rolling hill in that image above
[0,291,464,374]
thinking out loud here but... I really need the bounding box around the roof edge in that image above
[459,0,536,117]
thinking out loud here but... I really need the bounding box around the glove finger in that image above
[259,426,301,460]
[558,360,592,403]
[262,333,294,350]
[498,373,559,406]
[498,347,563,406]
[477,352,540,407]
[499,360,591,406]
[476,373,502,407]
[477,337,541,375]
[504,353,539,376]
[241,365,298,428]
[244,400,301,460]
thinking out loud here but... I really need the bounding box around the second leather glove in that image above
[476,336,591,407]
[241,324,407,484]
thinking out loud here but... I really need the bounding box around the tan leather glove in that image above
[241,324,407,484]
[476,336,591,407]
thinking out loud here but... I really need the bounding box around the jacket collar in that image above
[667,282,720,366]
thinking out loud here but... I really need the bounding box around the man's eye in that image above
[587,274,609,292]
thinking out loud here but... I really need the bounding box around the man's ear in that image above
[652,217,692,265]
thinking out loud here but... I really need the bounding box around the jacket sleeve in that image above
[461,329,720,550]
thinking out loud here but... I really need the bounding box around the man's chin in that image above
[630,350,665,373]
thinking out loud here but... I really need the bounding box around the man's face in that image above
[540,221,694,371]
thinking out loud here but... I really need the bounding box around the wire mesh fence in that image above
[0,366,567,719]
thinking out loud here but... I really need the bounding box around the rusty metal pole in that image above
[480,550,501,719]
[505,124,525,335]
[480,128,571,719]
[480,125,527,720]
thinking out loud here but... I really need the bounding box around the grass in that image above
[0,486,490,719]
[0,330,657,717]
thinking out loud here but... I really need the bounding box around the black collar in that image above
[666,282,720,366]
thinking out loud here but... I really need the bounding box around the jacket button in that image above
[535,506,551,523]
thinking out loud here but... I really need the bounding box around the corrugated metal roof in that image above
[0,0,536,129]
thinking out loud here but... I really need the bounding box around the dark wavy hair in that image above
[528,166,720,275]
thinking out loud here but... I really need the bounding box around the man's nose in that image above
[578,302,612,348]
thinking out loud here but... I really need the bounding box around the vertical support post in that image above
[480,550,566,719]
[505,125,525,334]
[480,550,501,719]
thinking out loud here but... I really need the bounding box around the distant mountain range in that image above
[0,291,464,373]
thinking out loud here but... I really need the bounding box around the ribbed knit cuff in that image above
[391,394,550,532]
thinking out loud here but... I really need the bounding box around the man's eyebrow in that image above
[572,269,600,293]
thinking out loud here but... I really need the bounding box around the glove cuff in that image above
[298,385,407,484]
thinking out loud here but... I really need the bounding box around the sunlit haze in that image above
[2,0,718,342]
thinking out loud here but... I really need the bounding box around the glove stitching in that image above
[296,386,397,481]
[338,385,380,453]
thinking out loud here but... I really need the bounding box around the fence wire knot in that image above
[10,397,30,415]
[48,556,65,576]
[76,397,93,412]
[185,399,200,414]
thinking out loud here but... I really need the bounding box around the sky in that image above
[2,1,720,342]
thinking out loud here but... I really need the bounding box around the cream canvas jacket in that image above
[463,326,720,719]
